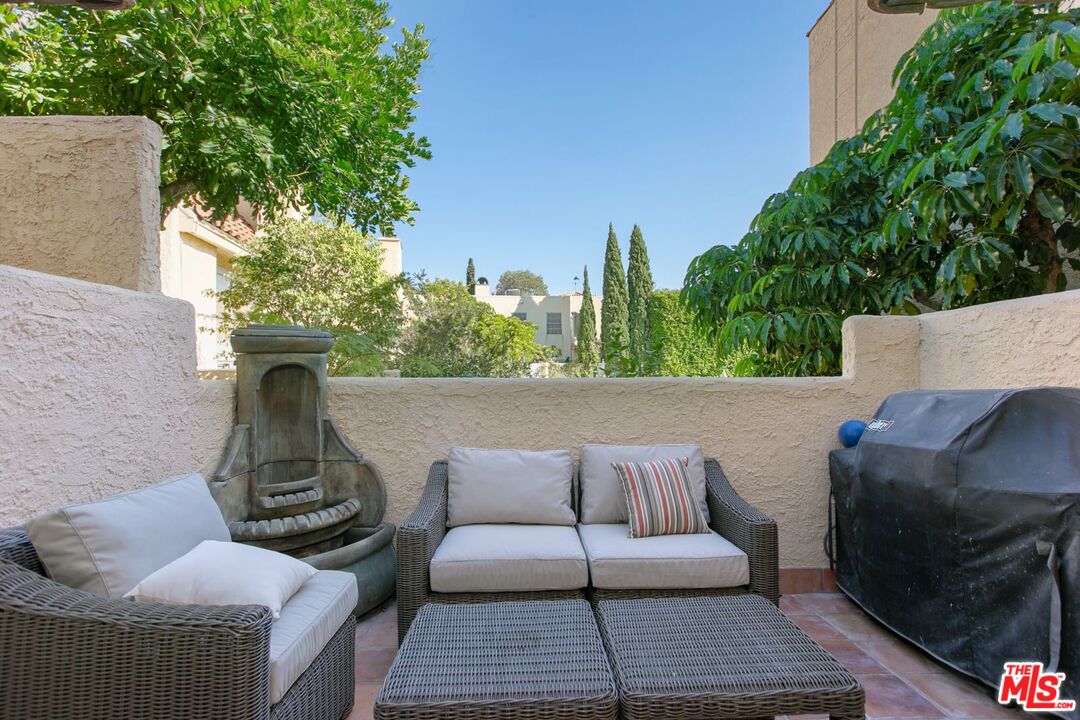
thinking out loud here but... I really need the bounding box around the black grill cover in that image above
[830,388,1080,716]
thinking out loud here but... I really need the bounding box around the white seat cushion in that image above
[269,570,357,705]
[430,525,588,593]
[577,523,749,590]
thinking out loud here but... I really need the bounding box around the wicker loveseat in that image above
[0,487,357,720]
[397,448,778,642]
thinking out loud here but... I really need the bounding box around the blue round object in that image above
[838,419,867,448]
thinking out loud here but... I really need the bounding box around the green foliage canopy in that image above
[683,2,1080,376]
[627,224,654,373]
[466,258,476,294]
[217,218,406,376]
[495,269,549,296]
[601,223,629,374]
[575,266,599,374]
[0,0,430,231]
[645,290,734,377]
[399,279,552,377]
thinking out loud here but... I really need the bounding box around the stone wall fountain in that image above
[211,325,395,616]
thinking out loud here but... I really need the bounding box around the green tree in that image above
[684,2,1080,376]
[472,314,549,377]
[399,279,552,377]
[466,258,476,294]
[0,1,430,231]
[575,266,599,375]
[495,270,549,295]
[627,224,654,373]
[646,291,749,376]
[601,223,629,374]
[217,218,406,376]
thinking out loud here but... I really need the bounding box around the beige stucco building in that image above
[474,281,602,363]
[159,203,255,370]
[808,0,937,164]
[809,0,1080,165]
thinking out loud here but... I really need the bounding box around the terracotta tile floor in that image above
[348,594,1030,720]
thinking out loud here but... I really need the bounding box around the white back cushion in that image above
[447,448,575,526]
[27,473,231,597]
[579,444,709,524]
[125,540,317,619]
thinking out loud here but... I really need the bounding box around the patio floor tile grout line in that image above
[804,595,1028,719]
[807,602,956,719]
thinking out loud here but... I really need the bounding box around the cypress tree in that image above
[576,266,598,375]
[466,257,476,294]
[600,223,629,375]
[627,224,653,374]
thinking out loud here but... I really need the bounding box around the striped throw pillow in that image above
[611,458,709,538]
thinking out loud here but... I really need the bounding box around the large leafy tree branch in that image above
[494,270,548,296]
[0,0,430,232]
[683,1,1080,376]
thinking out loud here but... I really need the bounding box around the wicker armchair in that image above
[396,458,778,643]
[0,526,355,720]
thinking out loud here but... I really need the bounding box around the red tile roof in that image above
[191,201,257,245]
[211,214,257,244]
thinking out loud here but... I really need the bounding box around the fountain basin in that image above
[302,523,396,617]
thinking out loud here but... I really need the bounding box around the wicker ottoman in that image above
[376,599,618,720]
[594,595,865,720]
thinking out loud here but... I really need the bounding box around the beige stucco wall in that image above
[808,1,936,163]
[3,114,1079,575]
[329,377,869,569]
[919,289,1080,390]
[0,263,234,526]
[0,116,163,292]
[330,315,921,569]
[0,258,1075,567]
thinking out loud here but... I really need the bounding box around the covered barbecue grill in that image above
[830,388,1079,717]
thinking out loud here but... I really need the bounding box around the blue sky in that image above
[386,1,829,294]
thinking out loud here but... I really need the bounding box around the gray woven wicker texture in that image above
[376,599,618,720]
[595,595,864,719]
[395,458,779,644]
[0,525,356,720]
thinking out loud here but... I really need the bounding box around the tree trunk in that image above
[913,289,943,312]
[159,180,195,225]
[1020,198,1061,294]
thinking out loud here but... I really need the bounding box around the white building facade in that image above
[473,281,602,362]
